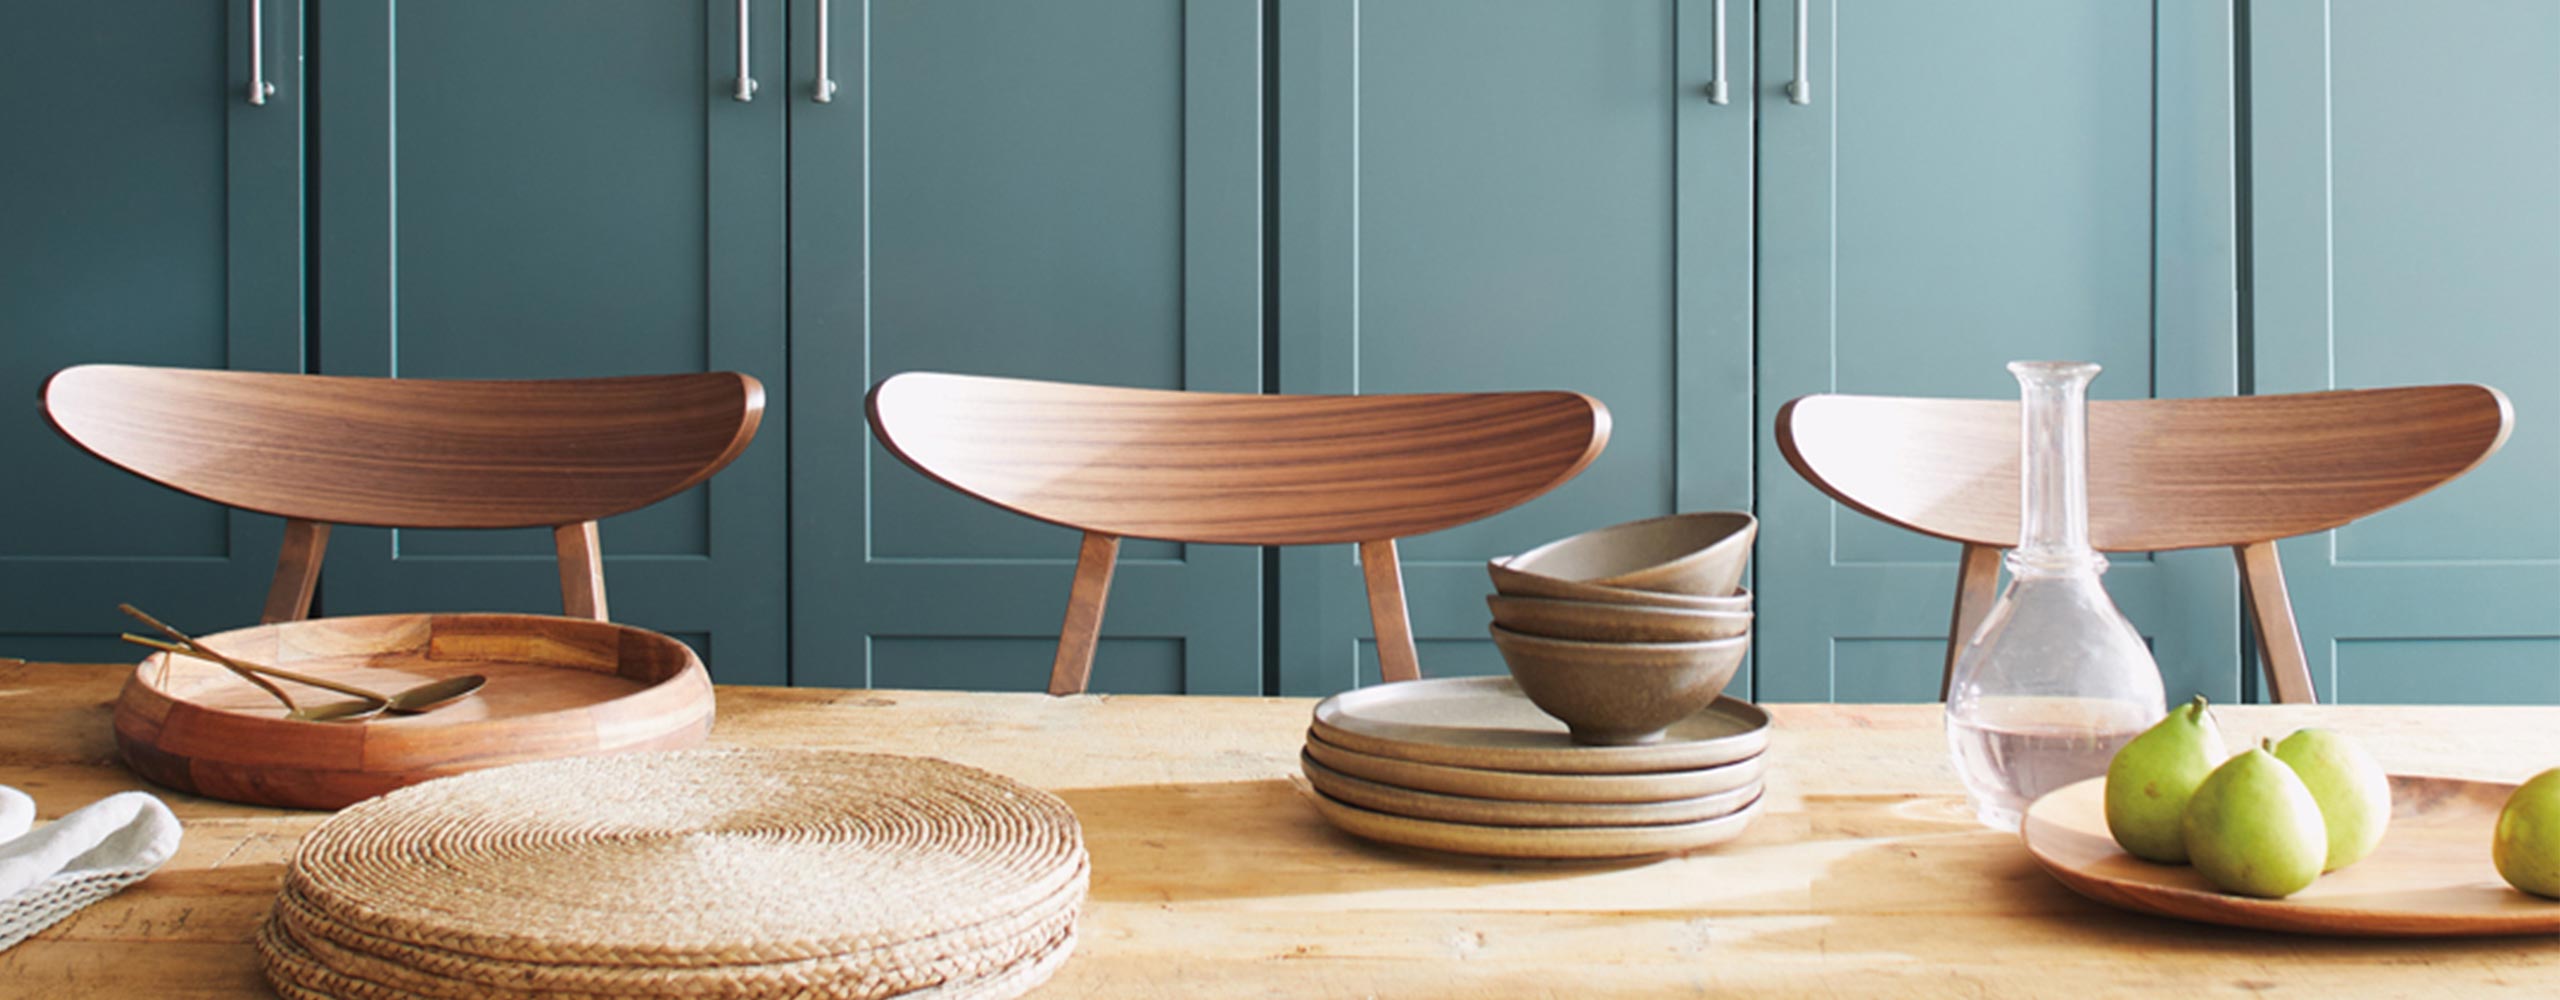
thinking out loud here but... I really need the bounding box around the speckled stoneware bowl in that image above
[1497,511,1756,597]
[1485,594,1752,643]
[1487,625,1750,746]
[1486,560,1753,612]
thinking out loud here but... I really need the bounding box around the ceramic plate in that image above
[1307,785,1765,859]
[2023,774,2560,936]
[1309,676,1770,774]
[1302,751,1760,827]
[1303,731,1766,804]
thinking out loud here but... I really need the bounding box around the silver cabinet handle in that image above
[1785,0,1810,104]
[734,0,759,101]
[247,0,277,105]
[814,0,844,102]
[1708,0,1729,104]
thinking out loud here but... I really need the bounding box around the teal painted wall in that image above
[2,0,2550,704]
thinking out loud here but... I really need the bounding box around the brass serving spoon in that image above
[120,633,486,717]
[115,609,384,722]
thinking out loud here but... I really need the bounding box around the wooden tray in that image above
[1304,731,1766,803]
[1307,785,1764,859]
[113,613,714,810]
[1310,676,1770,774]
[1302,752,1759,827]
[2023,774,2560,936]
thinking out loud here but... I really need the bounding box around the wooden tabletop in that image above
[3,661,2558,998]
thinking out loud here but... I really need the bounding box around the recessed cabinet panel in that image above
[790,0,1265,693]
[1276,0,1754,696]
[0,0,302,661]
[1753,0,2240,703]
[315,0,789,684]
[2251,0,2560,704]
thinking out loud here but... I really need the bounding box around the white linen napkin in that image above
[0,786,182,951]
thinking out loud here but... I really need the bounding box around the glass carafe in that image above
[1944,361,2165,831]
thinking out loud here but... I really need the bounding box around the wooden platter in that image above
[1310,676,1769,774]
[1301,752,1759,827]
[113,613,714,810]
[2023,774,2560,937]
[1303,731,1767,803]
[1307,786,1765,859]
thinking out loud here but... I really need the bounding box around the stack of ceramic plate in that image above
[258,749,1086,1000]
[1301,676,1770,859]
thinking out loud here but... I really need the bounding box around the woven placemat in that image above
[265,749,1085,1000]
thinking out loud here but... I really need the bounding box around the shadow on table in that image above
[1055,778,1654,904]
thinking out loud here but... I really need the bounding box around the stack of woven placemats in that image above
[256,749,1086,1000]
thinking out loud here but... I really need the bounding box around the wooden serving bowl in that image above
[1499,512,1756,597]
[113,613,714,810]
[1486,594,1752,643]
[1487,625,1750,746]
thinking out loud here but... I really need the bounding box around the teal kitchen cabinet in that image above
[1271,0,1757,696]
[787,0,1267,693]
[309,1,791,684]
[1751,0,2243,703]
[0,1,306,662]
[2248,0,2560,704]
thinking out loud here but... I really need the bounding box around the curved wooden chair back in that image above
[1776,384,2513,703]
[868,372,1611,693]
[44,365,765,624]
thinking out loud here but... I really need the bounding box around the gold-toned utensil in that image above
[120,633,484,717]
[116,605,372,722]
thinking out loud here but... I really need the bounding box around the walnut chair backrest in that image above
[44,365,765,623]
[868,372,1612,693]
[1775,384,2513,703]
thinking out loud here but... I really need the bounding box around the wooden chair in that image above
[867,372,1611,694]
[1775,384,2512,704]
[42,365,764,623]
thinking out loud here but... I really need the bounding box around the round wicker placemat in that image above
[261,749,1086,1000]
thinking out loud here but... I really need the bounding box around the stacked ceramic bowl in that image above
[1485,512,1757,747]
[1297,512,1770,861]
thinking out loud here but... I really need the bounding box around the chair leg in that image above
[1048,532,1121,696]
[553,521,609,621]
[2237,541,2318,704]
[260,519,331,624]
[1361,539,1421,684]
[1942,542,2002,700]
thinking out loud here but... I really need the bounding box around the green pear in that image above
[2105,695,2226,863]
[2181,741,2328,898]
[2272,728,2392,872]
[2494,768,2560,899]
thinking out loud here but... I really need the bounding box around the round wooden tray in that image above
[2023,774,2560,936]
[1310,676,1770,774]
[113,613,714,810]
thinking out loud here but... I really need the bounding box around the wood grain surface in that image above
[110,614,713,810]
[868,372,1609,692]
[43,365,765,530]
[1776,384,2514,704]
[866,372,1610,546]
[8,663,2560,998]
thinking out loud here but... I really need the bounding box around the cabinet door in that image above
[788,0,1264,693]
[313,1,789,684]
[0,1,304,661]
[1753,0,2241,702]
[1274,0,1755,696]
[2250,0,2560,704]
